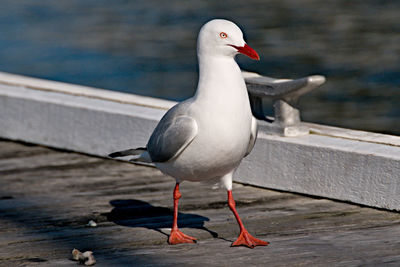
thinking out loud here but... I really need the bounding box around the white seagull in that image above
[109,19,268,248]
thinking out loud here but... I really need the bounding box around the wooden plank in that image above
[0,140,400,266]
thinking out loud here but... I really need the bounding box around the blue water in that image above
[0,1,399,134]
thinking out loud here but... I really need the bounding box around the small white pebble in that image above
[72,248,82,261]
[87,220,97,227]
[82,251,96,266]
[71,249,96,265]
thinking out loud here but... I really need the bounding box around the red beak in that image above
[229,43,260,60]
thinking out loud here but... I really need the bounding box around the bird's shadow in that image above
[103,199,219,239]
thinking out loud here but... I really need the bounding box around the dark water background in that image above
[0,0,399,135]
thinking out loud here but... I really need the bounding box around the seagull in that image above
[109,19,268,248]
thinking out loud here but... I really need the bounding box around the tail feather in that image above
[108,147,146,158]
[129,150,152,164]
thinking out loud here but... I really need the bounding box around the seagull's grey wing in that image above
[147,111,198,163]
[245,116,258,157]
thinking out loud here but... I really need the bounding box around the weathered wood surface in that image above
[0,140,400,266]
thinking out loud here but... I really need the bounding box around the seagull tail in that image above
[108,147,153,164]
[108,147,147,158]
[129,151,152,164]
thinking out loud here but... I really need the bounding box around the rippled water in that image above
[0,0,399,134]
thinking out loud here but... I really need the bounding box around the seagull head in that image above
[197,19,259,60]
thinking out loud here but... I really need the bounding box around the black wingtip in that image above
[108,147,147,158]
[108,152,122,158]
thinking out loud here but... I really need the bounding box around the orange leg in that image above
[168,183,197,245]
[228,190,269,248]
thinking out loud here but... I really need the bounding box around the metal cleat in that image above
[243,71,326,137]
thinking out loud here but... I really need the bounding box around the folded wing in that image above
[147,111,198,163]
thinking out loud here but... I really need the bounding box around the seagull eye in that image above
[219,32,228,38]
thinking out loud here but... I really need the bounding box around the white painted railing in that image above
[0,71,399,211]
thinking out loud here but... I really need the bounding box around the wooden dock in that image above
[1,139,400,266]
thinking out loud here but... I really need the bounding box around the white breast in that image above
[156,56,252,181]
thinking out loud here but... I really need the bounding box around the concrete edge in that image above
[0,71,176,110]
[305,122,400,147]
